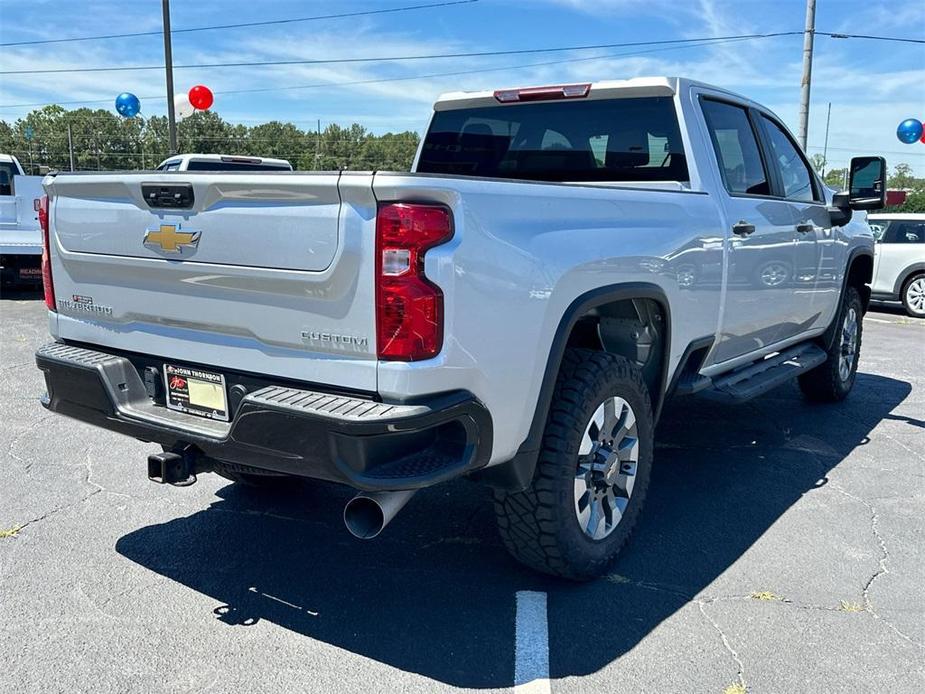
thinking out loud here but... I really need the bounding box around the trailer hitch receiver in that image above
[147,444,199,486]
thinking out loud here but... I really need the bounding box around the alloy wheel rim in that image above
[761,263,788,287]
[907,277,925,315]
[574,397,639,541]
[838,306,859,382]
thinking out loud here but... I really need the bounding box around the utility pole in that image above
[797,0,816,151]
[66,123,75,171]
[821,101,831,179]
[162,0,178,155]
[314,119,321,169]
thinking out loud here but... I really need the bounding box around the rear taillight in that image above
[375,203,453,361]
[38,194,55,311]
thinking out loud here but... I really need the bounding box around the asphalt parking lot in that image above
[1,292,923,694]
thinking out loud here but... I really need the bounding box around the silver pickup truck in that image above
[35,77,885,579]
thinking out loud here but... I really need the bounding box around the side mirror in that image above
[847,156,887,211]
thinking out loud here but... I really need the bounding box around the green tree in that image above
[0,105,421,173]
[247,121,308,161]
[889,163,918,190]
[896,190,925,213]
[824,168,847,188]
[177,110,238,156]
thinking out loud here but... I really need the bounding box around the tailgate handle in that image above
[142,183,194,210]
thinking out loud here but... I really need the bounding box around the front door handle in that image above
[795,223,815,234]
[732,221,756,237]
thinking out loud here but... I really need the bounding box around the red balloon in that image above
[188,85,213,110]
[921,128,925,144]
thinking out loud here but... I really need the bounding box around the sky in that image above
[0,0,923,175]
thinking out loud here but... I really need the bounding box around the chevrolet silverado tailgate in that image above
[44,171,379,392]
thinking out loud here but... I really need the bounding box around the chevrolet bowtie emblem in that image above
[144,223,200,253]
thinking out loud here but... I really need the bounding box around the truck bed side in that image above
[371,172,726,463]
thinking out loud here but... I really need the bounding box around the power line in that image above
[0,35,760,110]
[0,32,802,75]
[0,0,479,47]
[818,31,925,45]
[806,144,925,157]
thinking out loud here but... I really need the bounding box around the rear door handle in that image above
[732,221,755,237]
[795,222,815,234]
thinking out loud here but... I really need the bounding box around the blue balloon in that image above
[115,92,141,118]
[897,118,923,144]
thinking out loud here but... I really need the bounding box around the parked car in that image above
[35,77,884,579]
[155,153,293,172]
[868,213,925,317]
[0,153,45,286]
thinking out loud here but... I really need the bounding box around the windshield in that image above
[417,96,688,183]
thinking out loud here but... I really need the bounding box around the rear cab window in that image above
[416,96,689,183]
[185,160,291,172]
[0,162,17,195]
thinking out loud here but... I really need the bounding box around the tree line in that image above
[0,105,421,173]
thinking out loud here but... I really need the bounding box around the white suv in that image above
[869,213,925,317]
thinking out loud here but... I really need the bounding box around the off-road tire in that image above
[799,285,863,402]
[493,348,654,580]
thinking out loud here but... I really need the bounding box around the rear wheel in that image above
[799,285,863,402]
[493,349,654,580]
[902,274,925,318]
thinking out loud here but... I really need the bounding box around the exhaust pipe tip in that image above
[343,489,416,540]
[344,495,387,539]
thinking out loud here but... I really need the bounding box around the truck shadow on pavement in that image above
[116,372,910,688]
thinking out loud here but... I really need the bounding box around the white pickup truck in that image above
[35,77,885,578]
[1,153,45,285]
[155,153,293,172]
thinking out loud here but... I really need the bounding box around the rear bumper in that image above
[0,253,42,285]
[36,342,492,491]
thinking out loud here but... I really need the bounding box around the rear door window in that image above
[700,99,770,196]
[417,96,688,183]
[882,221,925,244]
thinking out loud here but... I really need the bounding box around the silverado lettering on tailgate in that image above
[57,295,113,316]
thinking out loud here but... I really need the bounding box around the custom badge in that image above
[144,223,200,254]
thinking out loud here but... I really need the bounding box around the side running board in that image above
[702,343,828,403]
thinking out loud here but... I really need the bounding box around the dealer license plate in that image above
[164,364,229,422]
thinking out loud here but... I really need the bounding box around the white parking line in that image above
[514,591,551,694]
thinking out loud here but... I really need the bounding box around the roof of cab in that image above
[162,153,292,167]
[433,76,750,111]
